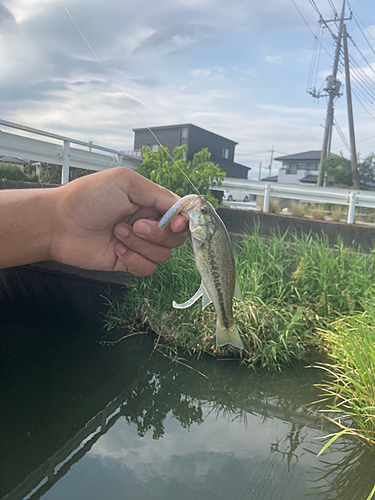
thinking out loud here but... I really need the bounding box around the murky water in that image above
[1,312,375,500]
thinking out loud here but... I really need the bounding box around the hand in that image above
[51,167,188,276]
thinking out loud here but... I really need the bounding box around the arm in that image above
[0,168,188,275]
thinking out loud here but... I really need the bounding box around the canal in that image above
[1,289,375,500]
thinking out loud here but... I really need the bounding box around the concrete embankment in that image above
[218,206,375,252]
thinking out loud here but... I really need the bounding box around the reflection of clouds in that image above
[88,403,319,485]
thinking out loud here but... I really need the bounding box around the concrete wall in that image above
[0,180,59,189]
[217,206,375,252]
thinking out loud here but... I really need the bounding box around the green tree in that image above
[323,154,353,187]
[323,153,375,189]
[38,163,95,184]
[38,163,62,184]
[0,163,38,182]
[136,145,225,208]
[358,153,375,189]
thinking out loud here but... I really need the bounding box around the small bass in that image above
[159,194,244,349]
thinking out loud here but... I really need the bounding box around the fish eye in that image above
[200,206,207,214]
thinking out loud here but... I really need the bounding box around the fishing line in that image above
[65,7,200,195]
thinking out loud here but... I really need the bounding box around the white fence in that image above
[0,119,141,184]
[214,178,375,224]
[2,119,375,224]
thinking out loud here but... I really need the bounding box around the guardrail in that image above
[0,119,141,184]
[212,178,375,224]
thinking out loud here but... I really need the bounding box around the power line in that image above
[352,87,375,121]
[291,0,333,60]
[333,118,350,152]
[346,32,375,78]
[347,1,375,53]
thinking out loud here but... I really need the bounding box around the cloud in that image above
[130,77,165,88]
[0,1,17,29]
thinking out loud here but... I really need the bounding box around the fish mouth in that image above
[186,195,205,213]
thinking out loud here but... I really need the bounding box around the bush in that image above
[0,164,37,182]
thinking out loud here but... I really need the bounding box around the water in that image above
[1,311,375,500]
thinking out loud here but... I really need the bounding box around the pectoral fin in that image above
[173,283,203,309]
[234,276,244,302]
[202,284,213,310]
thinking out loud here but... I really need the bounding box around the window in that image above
[181,127,188,139]
[297,163,307,170]
[222,148,229,160]
[307,162,319,171]
[286,164,297,175]
[152,144,158,152]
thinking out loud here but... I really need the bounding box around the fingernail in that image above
[116,242,127,255]
[115,224,130,238]
[134,221,151,236]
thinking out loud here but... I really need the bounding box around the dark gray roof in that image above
[133,123,238,145]
[0,156,27,165]
[274,150,336,162]
[210,154,251,171]
[299,174,318,183]
[261,175,278,182]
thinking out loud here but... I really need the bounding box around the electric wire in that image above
[346,32,375,78]
[347,1,375,56]
[291,0,333,60]
[65,7,201,195]
[333,118,351,152]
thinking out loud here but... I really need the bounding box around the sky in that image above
[1,0,374,178]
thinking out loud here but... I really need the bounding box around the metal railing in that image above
[212,178,375,224]
[0,119,141,184]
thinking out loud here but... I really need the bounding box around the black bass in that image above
[159,194,244,349]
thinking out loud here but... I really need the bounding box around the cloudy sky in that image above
[1,0,374,177]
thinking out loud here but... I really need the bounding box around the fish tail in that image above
[216,322,243,349]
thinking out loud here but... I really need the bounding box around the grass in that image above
[268,197,280,214]
[316,291,375,452]
[309,204,326,220]
[103,228,375,370]
[289,201,306,218]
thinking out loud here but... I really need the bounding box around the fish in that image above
[159,194,244,349]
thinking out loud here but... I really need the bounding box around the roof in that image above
[274,150,337,162]
[210,154,251,171]
[133,123,238,145]
[260,175,278,182]
[0,156,27,165]
[299,174,318,183]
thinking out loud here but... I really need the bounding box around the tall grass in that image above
[316,291,375,452]
[104,228,375,370]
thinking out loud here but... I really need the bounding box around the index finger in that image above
[118,168,182,214]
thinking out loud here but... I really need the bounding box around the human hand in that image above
[51,167,188,276]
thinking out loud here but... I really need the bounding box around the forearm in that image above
[0,188,57,269]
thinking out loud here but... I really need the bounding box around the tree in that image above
[136,145,225,208]
[323,152,375,189]
[358,153,375,189]
[323,154,352,187]
[0,163,38,182]
[38,163,95,184]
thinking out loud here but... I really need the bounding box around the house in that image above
[267,150,337,185]
[0,156,27,168]
[133,124,251,179]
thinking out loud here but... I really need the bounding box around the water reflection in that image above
[1,317,375,500]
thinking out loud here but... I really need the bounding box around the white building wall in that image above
[278,168,318,185]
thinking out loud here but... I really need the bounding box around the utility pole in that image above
[343,24,360,189]
[317,0,347,186]
[258,162,262,181]
[268,146,274,178]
